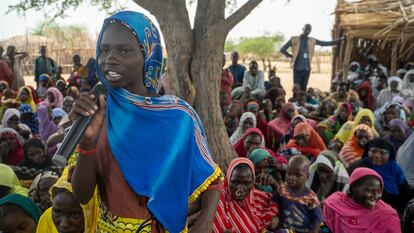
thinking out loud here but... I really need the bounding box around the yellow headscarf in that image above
[0,163,28,196]
[334,108,378,144]
[36,166,98,233]
[17,86,37,112]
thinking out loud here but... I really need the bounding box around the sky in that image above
[0,0,337,44]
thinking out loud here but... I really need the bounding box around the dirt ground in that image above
[23,61,333,99]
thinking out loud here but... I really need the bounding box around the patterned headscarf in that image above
[230,112,257,145]
[96,11,162,93]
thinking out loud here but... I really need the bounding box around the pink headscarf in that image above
[323,168,401,233]
[45,87,64,107]
[268,103,295,136]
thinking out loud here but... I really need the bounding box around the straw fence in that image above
[0,34,96,75]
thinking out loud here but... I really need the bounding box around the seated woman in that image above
[323,167,401,233]
[248,148,285,193]
[402,198,414,233]
[0,128,25,165]
[1,108,32,140]
[279,115,319,150]
[0,193,42,233]
[51,107,68,126]
[0,163,28,198]
[348,138,414,213]
[375,101,405,137]
[334,108,378,145]
[306,150,349,203]
[338,124,374,168]
[19,104,39,136]
[37,104,59,142]
[246,101,271,147]
[44,87,64,108]
[229,112,257,145]
[347,90,362,117]
[14,138,59,181]
[385,118,412,152]
[36,166,98,233]
[397,133,414,187]
[17,86,37,113]
[317,102,352,146]
[285,122,327,158]
[29,171,59,212]
[233,128,287,164]
[212,158,278,233]
[268,103,296,149]
[356,80,375,110]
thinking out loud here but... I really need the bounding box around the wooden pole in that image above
[390,40,399,75]
[343,36,354,81]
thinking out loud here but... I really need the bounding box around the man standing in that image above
[34,45,56,88]
[6,46,29,90]
[280,24,342,90]
[227,51,246,88]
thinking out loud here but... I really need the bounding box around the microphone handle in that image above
[51,115,93,166]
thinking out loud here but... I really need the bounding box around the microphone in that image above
[52,84,107,167]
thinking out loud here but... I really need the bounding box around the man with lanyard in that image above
[280,24,342,90]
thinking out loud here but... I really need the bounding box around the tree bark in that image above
[134,0,264,170]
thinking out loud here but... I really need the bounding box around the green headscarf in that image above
[249,149,274,193]
[249,149,271,165]
[0,194,42,222]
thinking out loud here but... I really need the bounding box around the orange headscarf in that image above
[286,122,327,157]
[338,124,374,167]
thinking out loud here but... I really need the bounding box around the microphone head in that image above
[92,83,108,97]
[52,154,68,167]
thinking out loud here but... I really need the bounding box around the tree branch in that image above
[224,0,263,32]
[132,0,158,13]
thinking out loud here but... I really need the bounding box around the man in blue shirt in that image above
[227,51,246,88]
[280,24,342,90]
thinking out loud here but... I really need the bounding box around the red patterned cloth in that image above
[212,158,278,233]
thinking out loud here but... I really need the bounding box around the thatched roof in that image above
[336,0,414,41]
[333,0,414,77]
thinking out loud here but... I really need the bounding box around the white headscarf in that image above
[229,112,256,145]
[401,69,414,98]
[2,108,21,127]
[306,150,350,193]
[387,76,403,91]
[1,108,33,138]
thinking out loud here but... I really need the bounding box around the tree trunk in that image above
[134,0,264,171]
[261,58,266,71]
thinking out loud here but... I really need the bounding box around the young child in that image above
[273,155,323,233]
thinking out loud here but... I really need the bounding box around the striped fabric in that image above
[212,158,278,233]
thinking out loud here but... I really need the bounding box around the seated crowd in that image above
[0,45,413,233]
[218,51,414,232]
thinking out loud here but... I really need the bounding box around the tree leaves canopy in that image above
[225,33,285,59]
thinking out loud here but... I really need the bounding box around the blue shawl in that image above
[96,11,221,233]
